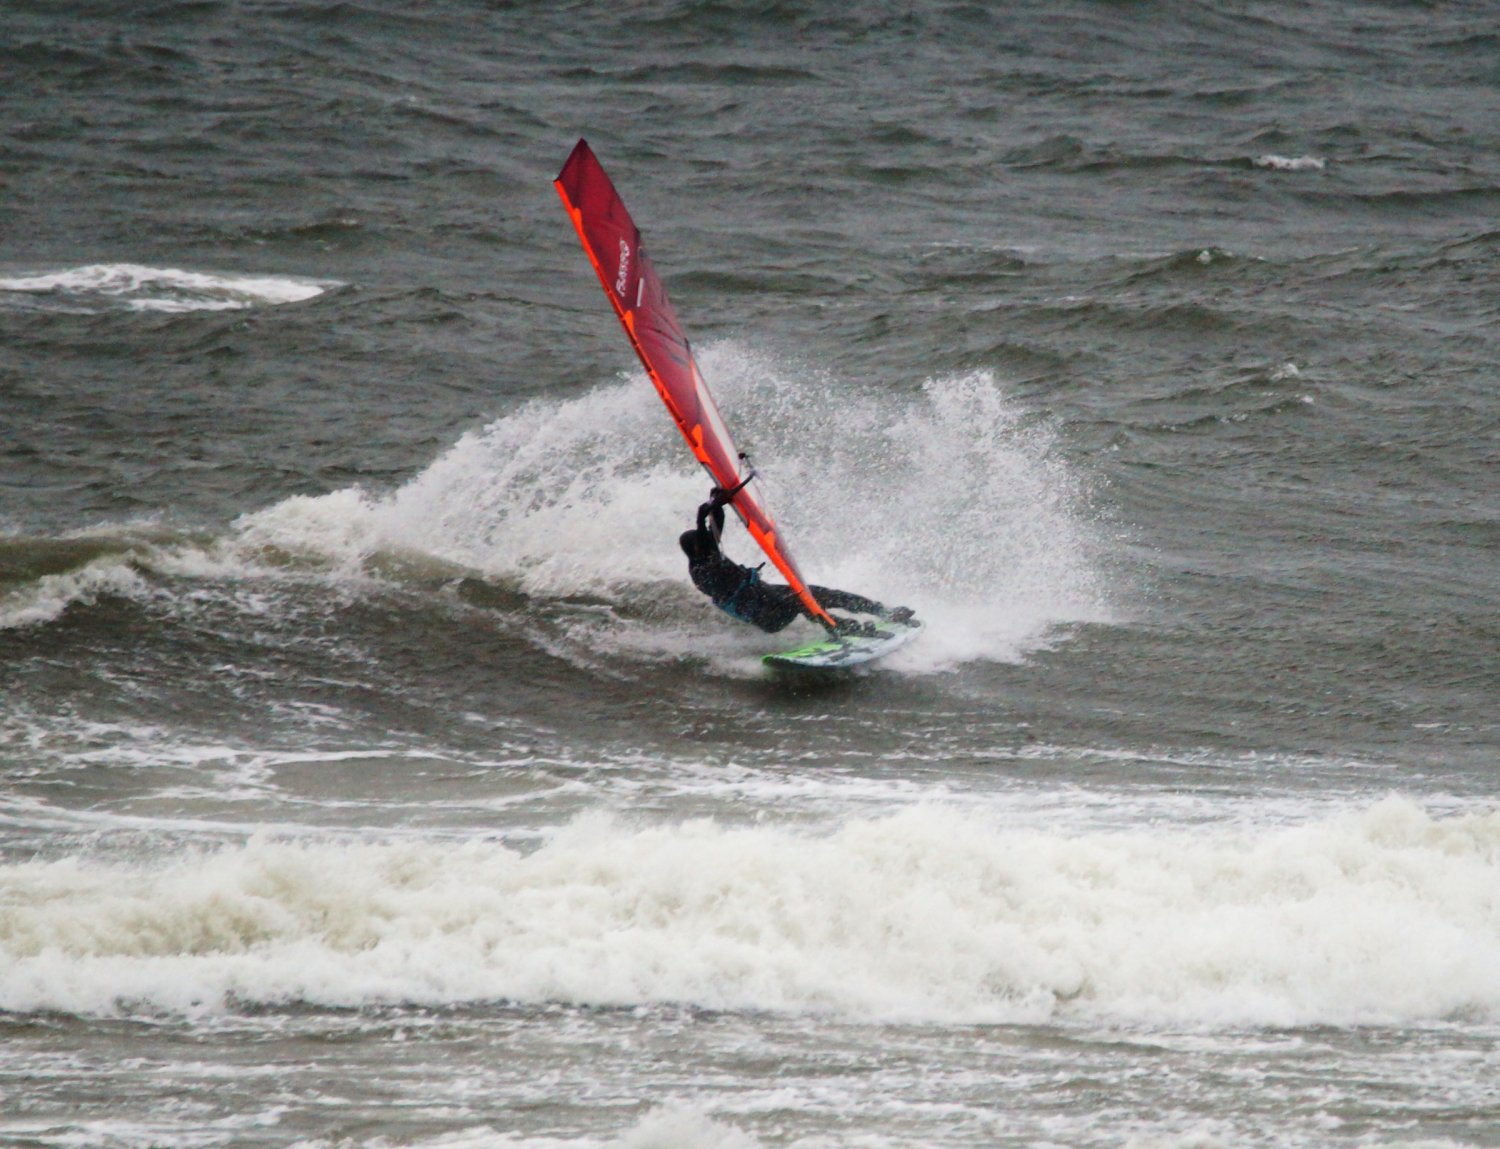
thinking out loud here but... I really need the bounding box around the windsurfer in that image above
[679,491,914,636]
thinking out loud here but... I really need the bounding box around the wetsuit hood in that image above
[680,530,709,561]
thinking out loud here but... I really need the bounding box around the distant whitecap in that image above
[1254,154,1327,172]
[0,263,338,313]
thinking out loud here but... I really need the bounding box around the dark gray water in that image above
[3,3,1499,1147]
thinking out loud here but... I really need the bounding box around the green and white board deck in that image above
[764,619,922,670]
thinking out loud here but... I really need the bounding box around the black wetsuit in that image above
[680,501,885,633]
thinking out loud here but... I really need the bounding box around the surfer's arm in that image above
[696,500,725,544]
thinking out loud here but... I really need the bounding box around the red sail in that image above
[555,139,836,629]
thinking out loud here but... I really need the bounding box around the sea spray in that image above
[2,347,1112,668]
[241,346,1111,666]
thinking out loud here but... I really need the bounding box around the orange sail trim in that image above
[554,138,836,629]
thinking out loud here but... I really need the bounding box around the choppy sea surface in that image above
[3,3,1499,1147]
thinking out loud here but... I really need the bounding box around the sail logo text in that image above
[616,242,631,295]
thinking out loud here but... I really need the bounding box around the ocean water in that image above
[3,2,1499,1147]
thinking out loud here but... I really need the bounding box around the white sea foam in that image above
[0,263,335,313]
[298,1105,765,1149]
[231,487,392,572]
[3,796,1496,1027]
[1253,155,1326,172]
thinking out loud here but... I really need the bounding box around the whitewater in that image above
[5,798,1497,1028]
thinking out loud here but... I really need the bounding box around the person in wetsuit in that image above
[678,490,914,635]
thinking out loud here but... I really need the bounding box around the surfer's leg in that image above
[746,587,805,633]
[809,586,885,616]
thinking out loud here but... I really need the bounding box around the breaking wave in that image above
[3,797,1496,1027]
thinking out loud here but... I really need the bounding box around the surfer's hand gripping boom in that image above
[709,470,756,507]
